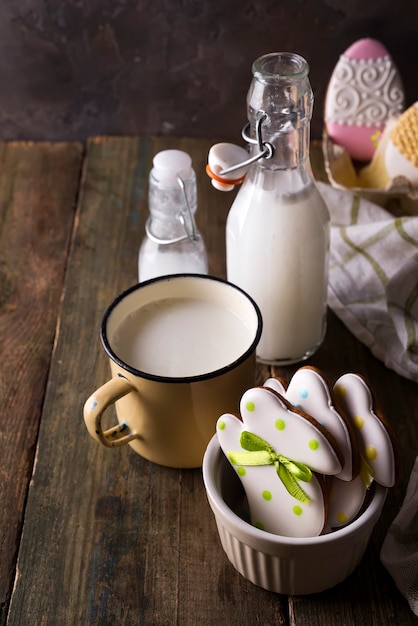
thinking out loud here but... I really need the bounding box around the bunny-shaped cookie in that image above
[323,373,400,531]
[264,367,360,482]
[325,474,367,531]
[217,385,343,537]
[334,373,400,488]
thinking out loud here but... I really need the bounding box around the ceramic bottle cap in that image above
[207,143,249,191]
[152,149,193,184]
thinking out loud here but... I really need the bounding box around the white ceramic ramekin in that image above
[202,434,387,595]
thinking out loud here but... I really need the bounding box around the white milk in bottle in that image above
[225,53,330,364]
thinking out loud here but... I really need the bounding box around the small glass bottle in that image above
[138,150,208,282]
[226,53,330,365]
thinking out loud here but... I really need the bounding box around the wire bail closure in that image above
[145,175,200,246]
[219,112,275,177]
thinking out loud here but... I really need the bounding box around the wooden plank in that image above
[6,136,281,625]
[0,141,83,623]
[7,136,417,625]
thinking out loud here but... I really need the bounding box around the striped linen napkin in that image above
[317,182,418,383]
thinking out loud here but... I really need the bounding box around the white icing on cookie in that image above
[240,387,343,474]
[263,377,287,396]
[334,373,397,488]
[325,475,367,532]
[216,386,343,537]
[325,54,403,127]
[266,368,359,481]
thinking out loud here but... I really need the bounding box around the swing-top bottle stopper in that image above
[138,149,208,282]
[206,143,250,191]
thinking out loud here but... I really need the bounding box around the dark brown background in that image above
[1,0,417,142]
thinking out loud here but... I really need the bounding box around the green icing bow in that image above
[228,431,313,504]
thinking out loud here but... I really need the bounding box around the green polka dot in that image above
[308,439,319,451]
[245,401,255,412]
[254,521,265,530]
[237,466,246,477]
[293,505,303,516]
[262,490,272,501]
[218,420,226,430]
[275,418,285,430]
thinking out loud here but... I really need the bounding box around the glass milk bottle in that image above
[138,149,208,282]
[226,53,330,364]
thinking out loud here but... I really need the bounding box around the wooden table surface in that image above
[1,136,417,626]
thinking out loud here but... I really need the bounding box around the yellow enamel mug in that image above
[83,274,262,468]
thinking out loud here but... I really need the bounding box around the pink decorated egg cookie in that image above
[325,38,404,161]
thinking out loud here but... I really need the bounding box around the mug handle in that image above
[83,376,140,447]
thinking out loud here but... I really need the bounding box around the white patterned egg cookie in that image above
[216,386,344,537]
[384,102,418,187]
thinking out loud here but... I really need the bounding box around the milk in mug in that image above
[111,296,255,378]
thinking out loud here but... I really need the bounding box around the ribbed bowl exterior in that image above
[203,435,387,595]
